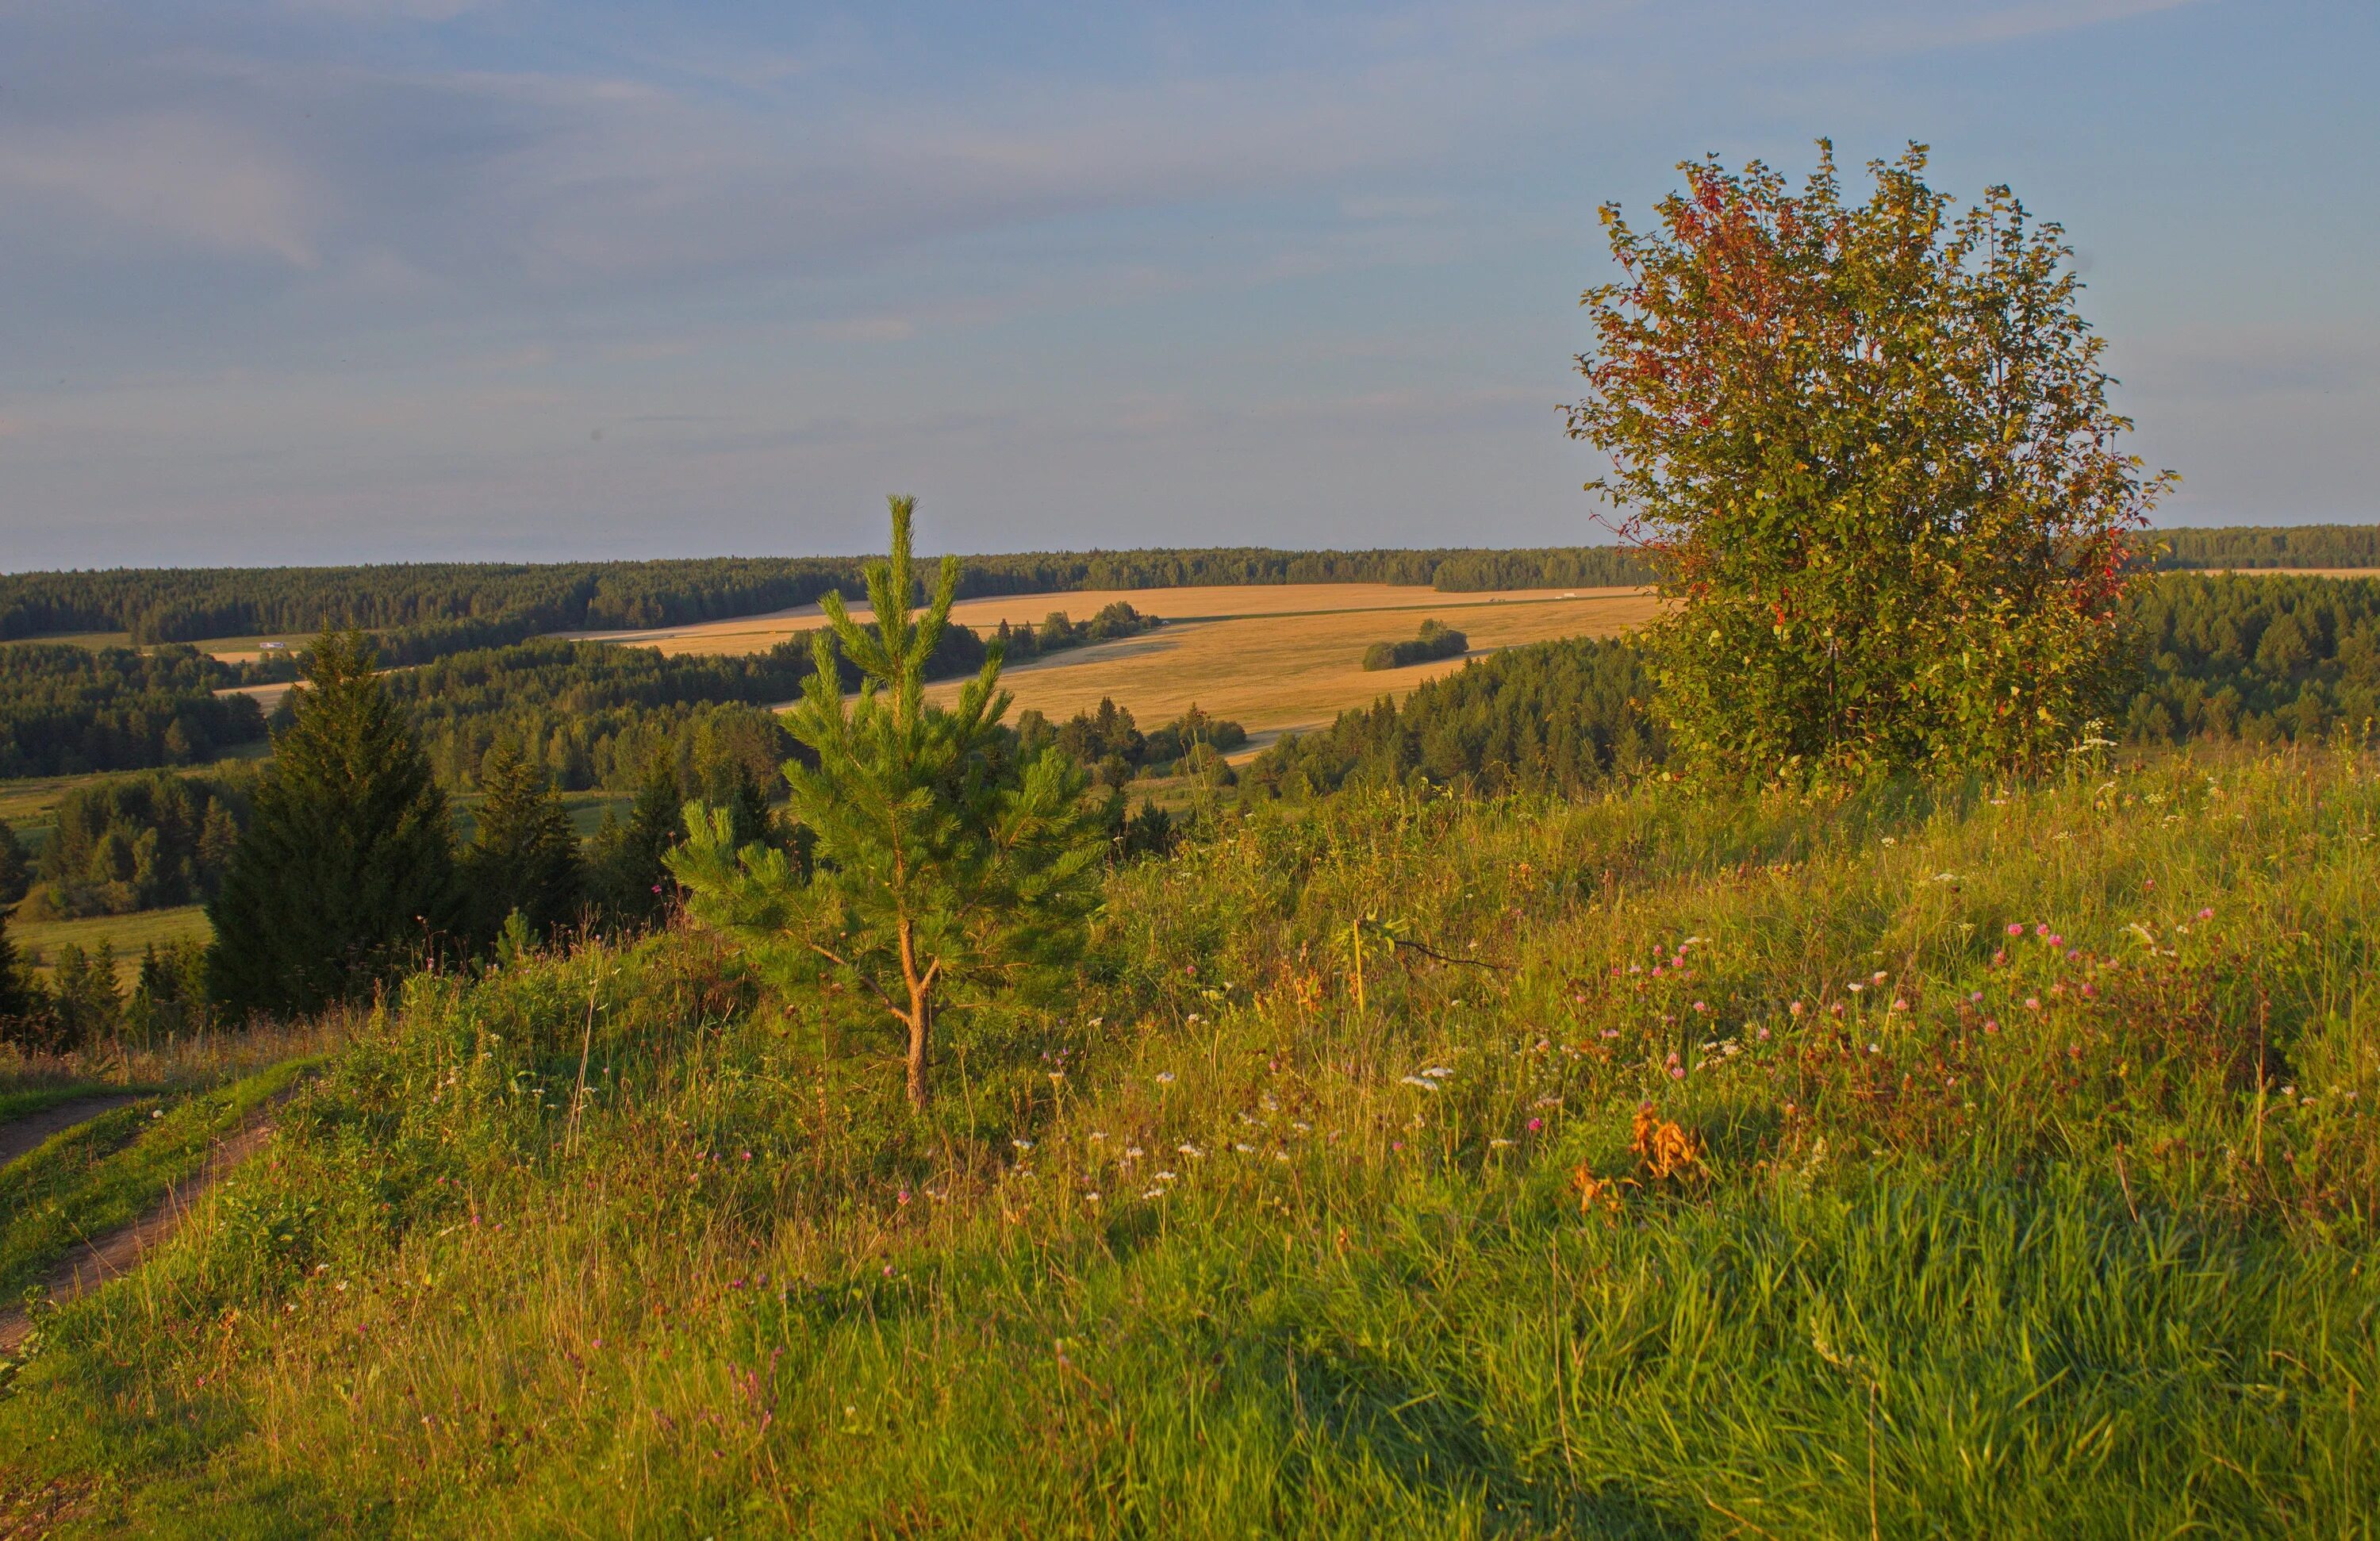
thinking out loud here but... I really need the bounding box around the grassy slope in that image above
[0,1061,312,1300]
[1,750,2374,1535]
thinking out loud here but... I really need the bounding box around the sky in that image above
[1,0,2374,569]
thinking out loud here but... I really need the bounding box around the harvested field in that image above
[921,588,1664,746]
[559,582,1651,657]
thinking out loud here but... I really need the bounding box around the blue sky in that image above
[2,0,2372,567]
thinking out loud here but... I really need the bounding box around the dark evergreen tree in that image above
[460,738,583,945]
[207,630,459,1019]
[0,905,37,1028]
[589,764,685,932]
[0,818,28,904]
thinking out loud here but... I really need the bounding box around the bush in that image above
[1361,619,1469,671]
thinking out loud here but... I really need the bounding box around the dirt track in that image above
[0,1105,282,1355]
[0,1096,138,1170]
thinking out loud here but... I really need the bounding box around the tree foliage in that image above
[459,740,584,945]
[1245,635,1659,801]
[18,768,248,920]
[207,631,459,1019]
[1570,143,2170,784]
[0,642,264,778]
[670,498,1108,1109]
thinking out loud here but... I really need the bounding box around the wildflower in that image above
[1012,1139,1034,1151]
[1984,1019,1999,1033]
[1089,1132,1107,1141]
[1155,1072,1176,1086]
[1156,1170,1177,1181]
[1970,992,1983,1003]
[1789,1000,1806,1016]
[1868,1043,1881,1055]
[1891,999,1908,1012]
[2007,923,2025,937]
[1669,1065,1687,1080]
[1234,1143,1256,1154]
[2198,907,2214,920]
[1829,1001,1846,1017]
[1125,1147,1145,1159]
[1085,1193,1100,1203]
[1142,1189,1163,1200]
[1491,1138,1514,1149]
[2025,997,2041,1011]
[740,1150,753,1162]
[1756,1026,1770,1040]
[2047,934,2064,948]
[1399,1075,1439,1090]
[1601,1028,1621,1040]
[896,1189,911,1205]
[1847,982,1864,993]
[1422,1066,1454,1078]
[1292,1120,1311,1132]
[2036,923,2051,938]
[1392,1141,1404,1152]
[1527,1117,1543,1132]
[1692,1001,1708,1013]
[1177,1143,1202,1157]
[881,1265,894,1278]
[1871,970,1887,985]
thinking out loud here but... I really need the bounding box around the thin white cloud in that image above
[0,113,321,265]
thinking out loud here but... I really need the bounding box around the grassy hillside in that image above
[2,747,2376,1534]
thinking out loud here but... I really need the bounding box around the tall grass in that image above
[1,747,2374,1535]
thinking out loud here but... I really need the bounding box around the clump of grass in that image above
[0,747,2374,1535]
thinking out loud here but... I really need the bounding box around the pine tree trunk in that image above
[906,993,932,1111]
[898,917,932,1110]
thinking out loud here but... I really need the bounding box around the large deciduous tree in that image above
[670,496,1107,1110]
[208,630,459,1017]
[1568,143,2171,785]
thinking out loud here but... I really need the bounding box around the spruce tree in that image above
[0,818,28,905]
[207,629,459,1018]
[589,763,685,931]
[671,495,1109,1109]
[460,739,583,946]
[0,905,34,1025]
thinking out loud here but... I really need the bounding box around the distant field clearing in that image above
[559,582,1650,657]
[918,588,1665,747]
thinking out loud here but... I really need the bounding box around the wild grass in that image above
[0,746,2374,1535]
[0,1060,311,1301]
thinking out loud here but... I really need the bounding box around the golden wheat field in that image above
[565,581,1663,747]
[921,587,1664,747]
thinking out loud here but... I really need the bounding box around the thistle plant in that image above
[669,495,1107,1109]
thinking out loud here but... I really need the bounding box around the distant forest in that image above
[2150,525,2380,571]
[0,644,266,778]
[0,547,1654,658]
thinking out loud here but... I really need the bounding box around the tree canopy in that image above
[1570,142,2170,784]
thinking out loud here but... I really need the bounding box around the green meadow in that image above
[2,745,2373,1535]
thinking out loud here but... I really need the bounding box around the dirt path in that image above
[0,1113,280,1355]
[0,1095,139,1170]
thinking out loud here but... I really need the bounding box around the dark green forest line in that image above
[0,643,267,779]
[2150,524,2380,570]
[4,525,2372,659]
[0,547,1657,651]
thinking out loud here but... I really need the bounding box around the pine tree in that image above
[461,738,583,946]
[670,495,1109,1109]
[0,818,29,904]
[207,629,459,1019]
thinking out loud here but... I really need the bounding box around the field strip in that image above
[555,582,1653,656]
